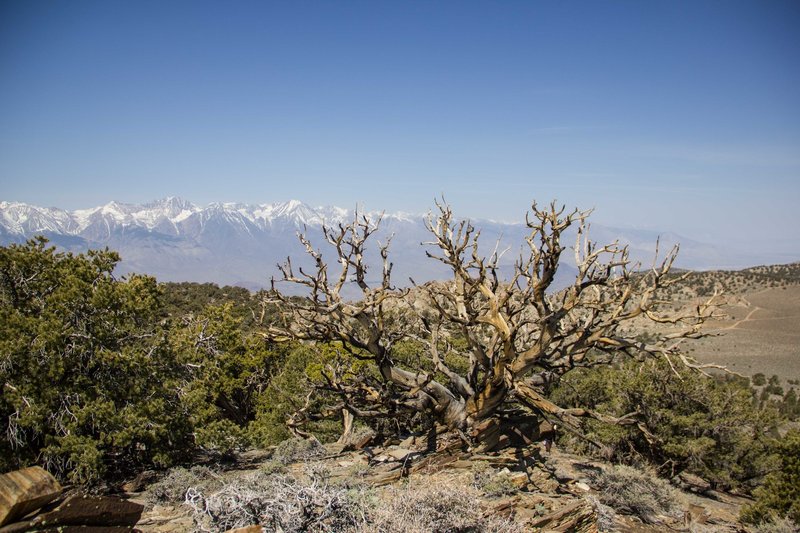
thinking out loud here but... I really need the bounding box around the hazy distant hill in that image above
[0,197,786,291]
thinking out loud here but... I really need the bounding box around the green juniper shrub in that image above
[780,388,800,420]
[249,342,371,447]
[741,430,800,526]
[549,357,781,491]
[0,238,192,483]
[171,303,281,455]
[765,375,785,396]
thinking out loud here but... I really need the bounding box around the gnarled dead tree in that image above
[266,201,721,451]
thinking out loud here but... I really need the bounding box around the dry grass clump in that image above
[183,466,520,533]
[367,476,519,533]
[470,461,518,497]
[185,467,364,532]
[748,515,800,533]
[587,464,680,524]
[147,465,223,507]
[272,436,326,464]
[585,495,617,532]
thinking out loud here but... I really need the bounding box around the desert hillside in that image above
[653,263,800,381]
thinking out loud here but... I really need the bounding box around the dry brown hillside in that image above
[643,263,800,381]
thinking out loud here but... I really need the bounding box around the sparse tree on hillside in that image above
[266,201,722,451]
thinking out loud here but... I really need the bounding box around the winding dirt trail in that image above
[723,305,762,331]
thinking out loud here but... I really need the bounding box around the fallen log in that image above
[0,466,62,527]
[528,499,597,533]
[27,495,143,529]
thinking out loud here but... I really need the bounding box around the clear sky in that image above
[1,1,798,254]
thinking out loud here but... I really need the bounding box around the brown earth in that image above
[632,264,800,383]
[691,285,800,381]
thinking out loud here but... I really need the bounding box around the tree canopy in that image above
[0,238,190,482]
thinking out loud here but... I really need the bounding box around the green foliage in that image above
[0,239,354,483]
[248,343,349,446]
[549,358,781,490]
[171,303,278,454]
[0,238,191,483]
[780,388,800,419]
[741,430,800,525]
[765,374,785,396]
[160,281,269,329]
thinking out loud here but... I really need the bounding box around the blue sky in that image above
[1,1,798,254]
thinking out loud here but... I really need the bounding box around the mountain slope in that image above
[0,197,770,290]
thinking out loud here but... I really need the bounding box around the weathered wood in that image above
[407,451,460,474]
[337,409,355,445]
[365,463,404,486]
[224,526,263,533]
[0,466,62,527]
[26,527,140,532]
[0,519,35,532]
[675,471,712,493]
[121,470,158,494]
[29,495,143,528]
[528,500,597,533]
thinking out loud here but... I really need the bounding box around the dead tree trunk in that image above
[266,201,721,450]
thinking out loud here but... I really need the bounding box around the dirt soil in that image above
[690,285,800,381]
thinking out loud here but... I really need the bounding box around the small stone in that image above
[386,448,416,461]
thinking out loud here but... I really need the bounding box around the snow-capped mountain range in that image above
[1,197,350,238]
[0,197,774,291]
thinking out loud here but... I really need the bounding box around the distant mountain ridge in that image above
[0,197,782,291]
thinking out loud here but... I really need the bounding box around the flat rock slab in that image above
[29,495,143,528]
[0,466,62,527]
[385,448,417,461]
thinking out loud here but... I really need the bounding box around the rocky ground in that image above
[128,438,751,533]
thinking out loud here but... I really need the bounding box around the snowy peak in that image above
[269,199,320,224]
[143,196,198,219]
[0,201,76,235]
[1,197,771,290]
[0,198,362,238]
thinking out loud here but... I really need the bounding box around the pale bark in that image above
[266,201,720,449]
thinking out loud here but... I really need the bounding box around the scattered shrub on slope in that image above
[550,357,781,490]
[741,429,800,526]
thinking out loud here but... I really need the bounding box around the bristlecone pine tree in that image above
[266,201,721,451]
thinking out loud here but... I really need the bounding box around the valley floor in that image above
[690,285,800,381]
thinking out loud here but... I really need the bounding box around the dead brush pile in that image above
[183,465,520,532]
[367,475,519,533]
[587,464,681,524]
